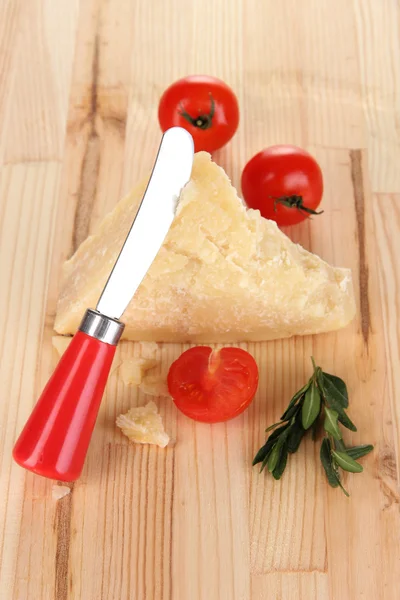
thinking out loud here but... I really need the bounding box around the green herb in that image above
[345,444,374,460]
[331,450,363,473]
[322,373,349,408]
[320,438,340,488]
[333,438,346,452]
[281,380,311,420]
[287,414,306,453]
[267,443,282,473]
[272,445,288,480]
[323,407,341,440]
[337,410,357,432]
[253,357,373,496]
[317,371,356,431]
[301,381,321,429]
[253,424,288,467]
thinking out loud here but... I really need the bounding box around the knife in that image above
[13,127,194,482]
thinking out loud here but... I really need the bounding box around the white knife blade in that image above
[96,127,194,320]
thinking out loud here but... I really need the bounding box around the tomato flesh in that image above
[168,346,258,423]
[158,75,239,153]
[241,145,323,227]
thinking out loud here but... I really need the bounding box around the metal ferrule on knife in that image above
[79,309,125,345]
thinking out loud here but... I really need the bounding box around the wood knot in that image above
[378,446,397,480]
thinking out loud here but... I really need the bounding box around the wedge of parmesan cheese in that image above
[55,152,356,342]
[116,401,169,447]
[119,357,158,386]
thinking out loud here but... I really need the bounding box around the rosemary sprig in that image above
[253,358,374,495]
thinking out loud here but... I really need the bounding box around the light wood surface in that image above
[1,1,399,599]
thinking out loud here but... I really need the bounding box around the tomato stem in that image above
[179,93,215,130]
[270,195,324,216]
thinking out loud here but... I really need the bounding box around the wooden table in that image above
[1,1,399,598]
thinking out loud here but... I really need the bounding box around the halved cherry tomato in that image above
[167,346,258,423]
[241,145,323,227]
[158,75,239,153]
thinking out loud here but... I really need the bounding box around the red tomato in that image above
[241,145,323,226]
[167,346,258,423]
[158,75,239,153]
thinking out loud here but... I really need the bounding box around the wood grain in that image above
[373,195,400,479]
[0,0,23,166]
[1,1,400,599]
[0,162,63,598]
[4,0,79,164]
[252,572,329,600]
[353,0,400,193]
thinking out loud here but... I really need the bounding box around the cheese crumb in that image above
[52,336,71,358]
[119,357,158,386]
[116,401,169,447]
[139,341,159,357]
[52,485,71,501]
[139,373,170,397]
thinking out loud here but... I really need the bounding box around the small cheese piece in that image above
[139,373,170,397]
[55,152,356,342]
[116,401,169,448]
[52,485,71,501]
[119,357,158,386]
[139,341,159,358]
[52,335,71,358]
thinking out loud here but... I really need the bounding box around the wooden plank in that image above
[368,191,399,599]
[252,573,329,600]
[316,150,400,599]
[242,0,365,579]
[0,162,63,598]
[242,0,366,157]
[0,0,23,164]
[54,0,139,263]
[66,342,177,600]
[373,195,400,467]
[353,0,400,193]
[249,148,400,597]
[4,0,80,163]
[172,381,251,600]
[0,2,81,598]
[249,340,327,574]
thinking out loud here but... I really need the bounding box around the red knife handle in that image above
[13,310,124,482]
